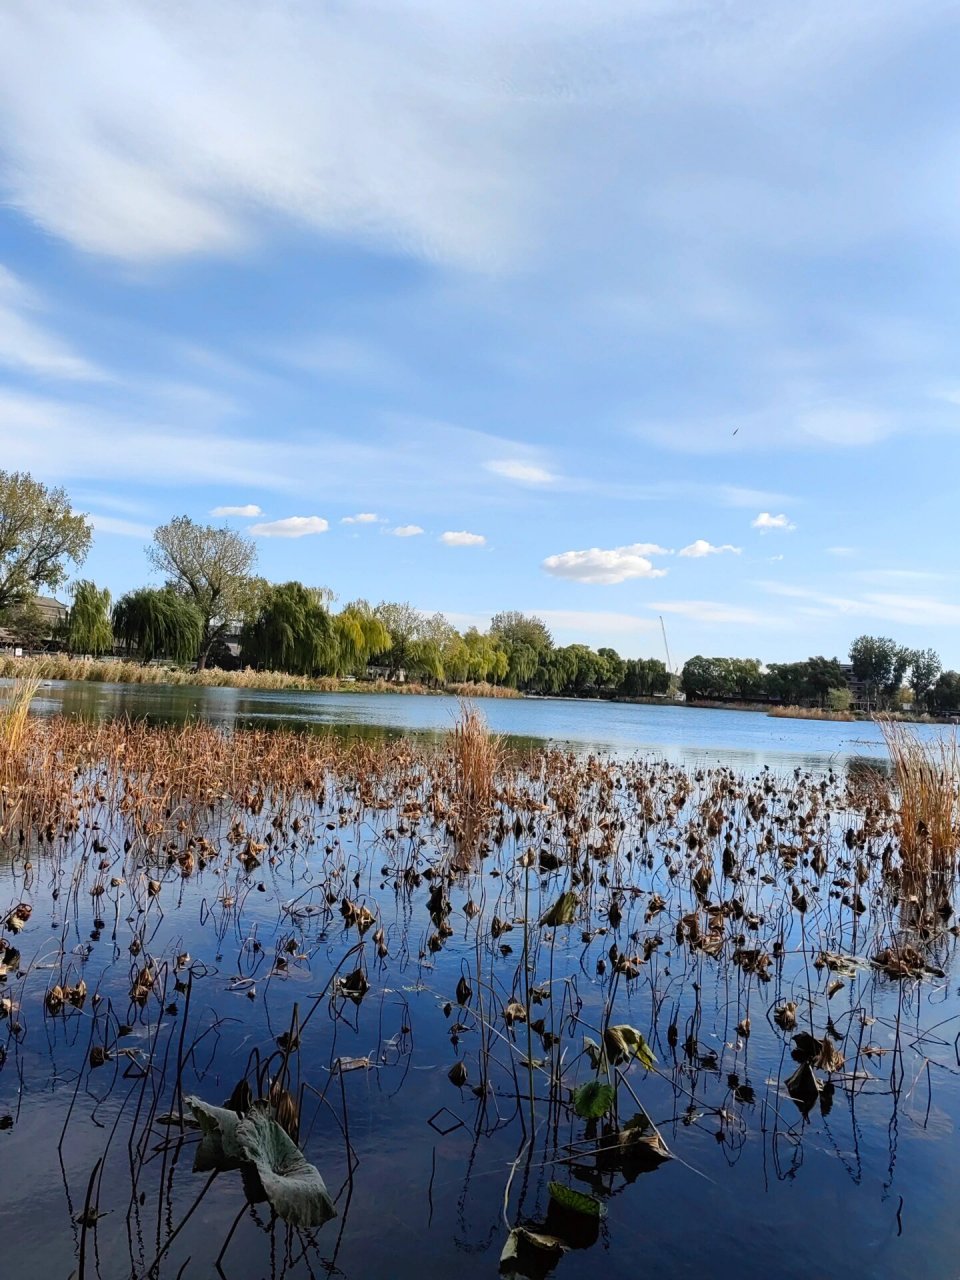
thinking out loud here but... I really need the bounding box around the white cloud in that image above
[0,265,104,381]
[341,512,381,524]
[827,545,857,557]
[542,542,670,585]
[249,515,329,538]
[211,503,262,517]
[391,524,424,537]
[752,512,796,532]
[678,539,741,558]
[440,530,486,547]
[87,512,152,539]
[485,459,557,486]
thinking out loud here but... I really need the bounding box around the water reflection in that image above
[23,677,956,771]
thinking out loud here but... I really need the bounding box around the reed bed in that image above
[2,713,960,1276]
[0,653,513,699]
[768,704,856,722]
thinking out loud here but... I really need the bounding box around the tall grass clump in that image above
[881,719,960,876]
[449,701,503,833]
[0,676,40,784]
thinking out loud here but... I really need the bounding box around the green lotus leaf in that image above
[184,1095,243,1173]
[572,1080,615,1120]
[236,1107,337,1229]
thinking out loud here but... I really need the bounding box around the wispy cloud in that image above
[341,512,382,524]
[440,530,486,547]
[212,503,262,517]
[0,265,105,381]
[87,512,152,539]
[760,581,960,626]
[654,600,784,627]
[249,516,329,538]
[391,524,424,538]
[542,543,670,585]
[485,459,558,486]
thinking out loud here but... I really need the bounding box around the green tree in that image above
[240,582,336,675]
[504,640,538,689]
[909,647,942,709]
[0,471,91,617]
[112,588,204,665]
[825,686,853,712]
[372,601,425,675]
[4,598,57,650]
[66,580,112,655]
[932,671,960,714]
[147,516,257,668]
[490,611,553,655]
[596,647,626,693]
[849,635,909,709]
[621,657,670,696]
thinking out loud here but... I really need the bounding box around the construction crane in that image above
[659,615,674,676]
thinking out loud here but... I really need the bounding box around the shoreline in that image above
[2,655,953,724]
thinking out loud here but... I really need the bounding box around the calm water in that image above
[3,683,958,1279]
[25,679,951,769]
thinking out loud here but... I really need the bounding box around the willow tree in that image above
[240,582,336,675]
[0,471,91,617]
[66,580,112,655]
[112,588,204,665]
[147,516,257,668]
[335,602,392,674]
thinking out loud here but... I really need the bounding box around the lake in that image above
[2,684,958,1279]
[25,678,952,770]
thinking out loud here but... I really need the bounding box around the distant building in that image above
[0,594,68,650]
[366,664,405,682]
[839,663,870,708]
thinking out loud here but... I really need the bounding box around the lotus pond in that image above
[1,709,959,1279]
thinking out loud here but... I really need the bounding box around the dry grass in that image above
[769,705,855,722]
[880,718,960,875]
[447,681,521,699]
[448,701,503,833]
[0,655,511,699]
[0,676,41,787]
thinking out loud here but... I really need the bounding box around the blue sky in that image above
[2,1,960,666]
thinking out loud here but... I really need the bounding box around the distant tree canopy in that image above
[681,655,847,705]
[0,470,91,617]
[147,516,258,667]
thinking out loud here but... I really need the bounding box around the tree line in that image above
[0,472,671,698]
[681,637,957,713]
[3,470,960,711]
